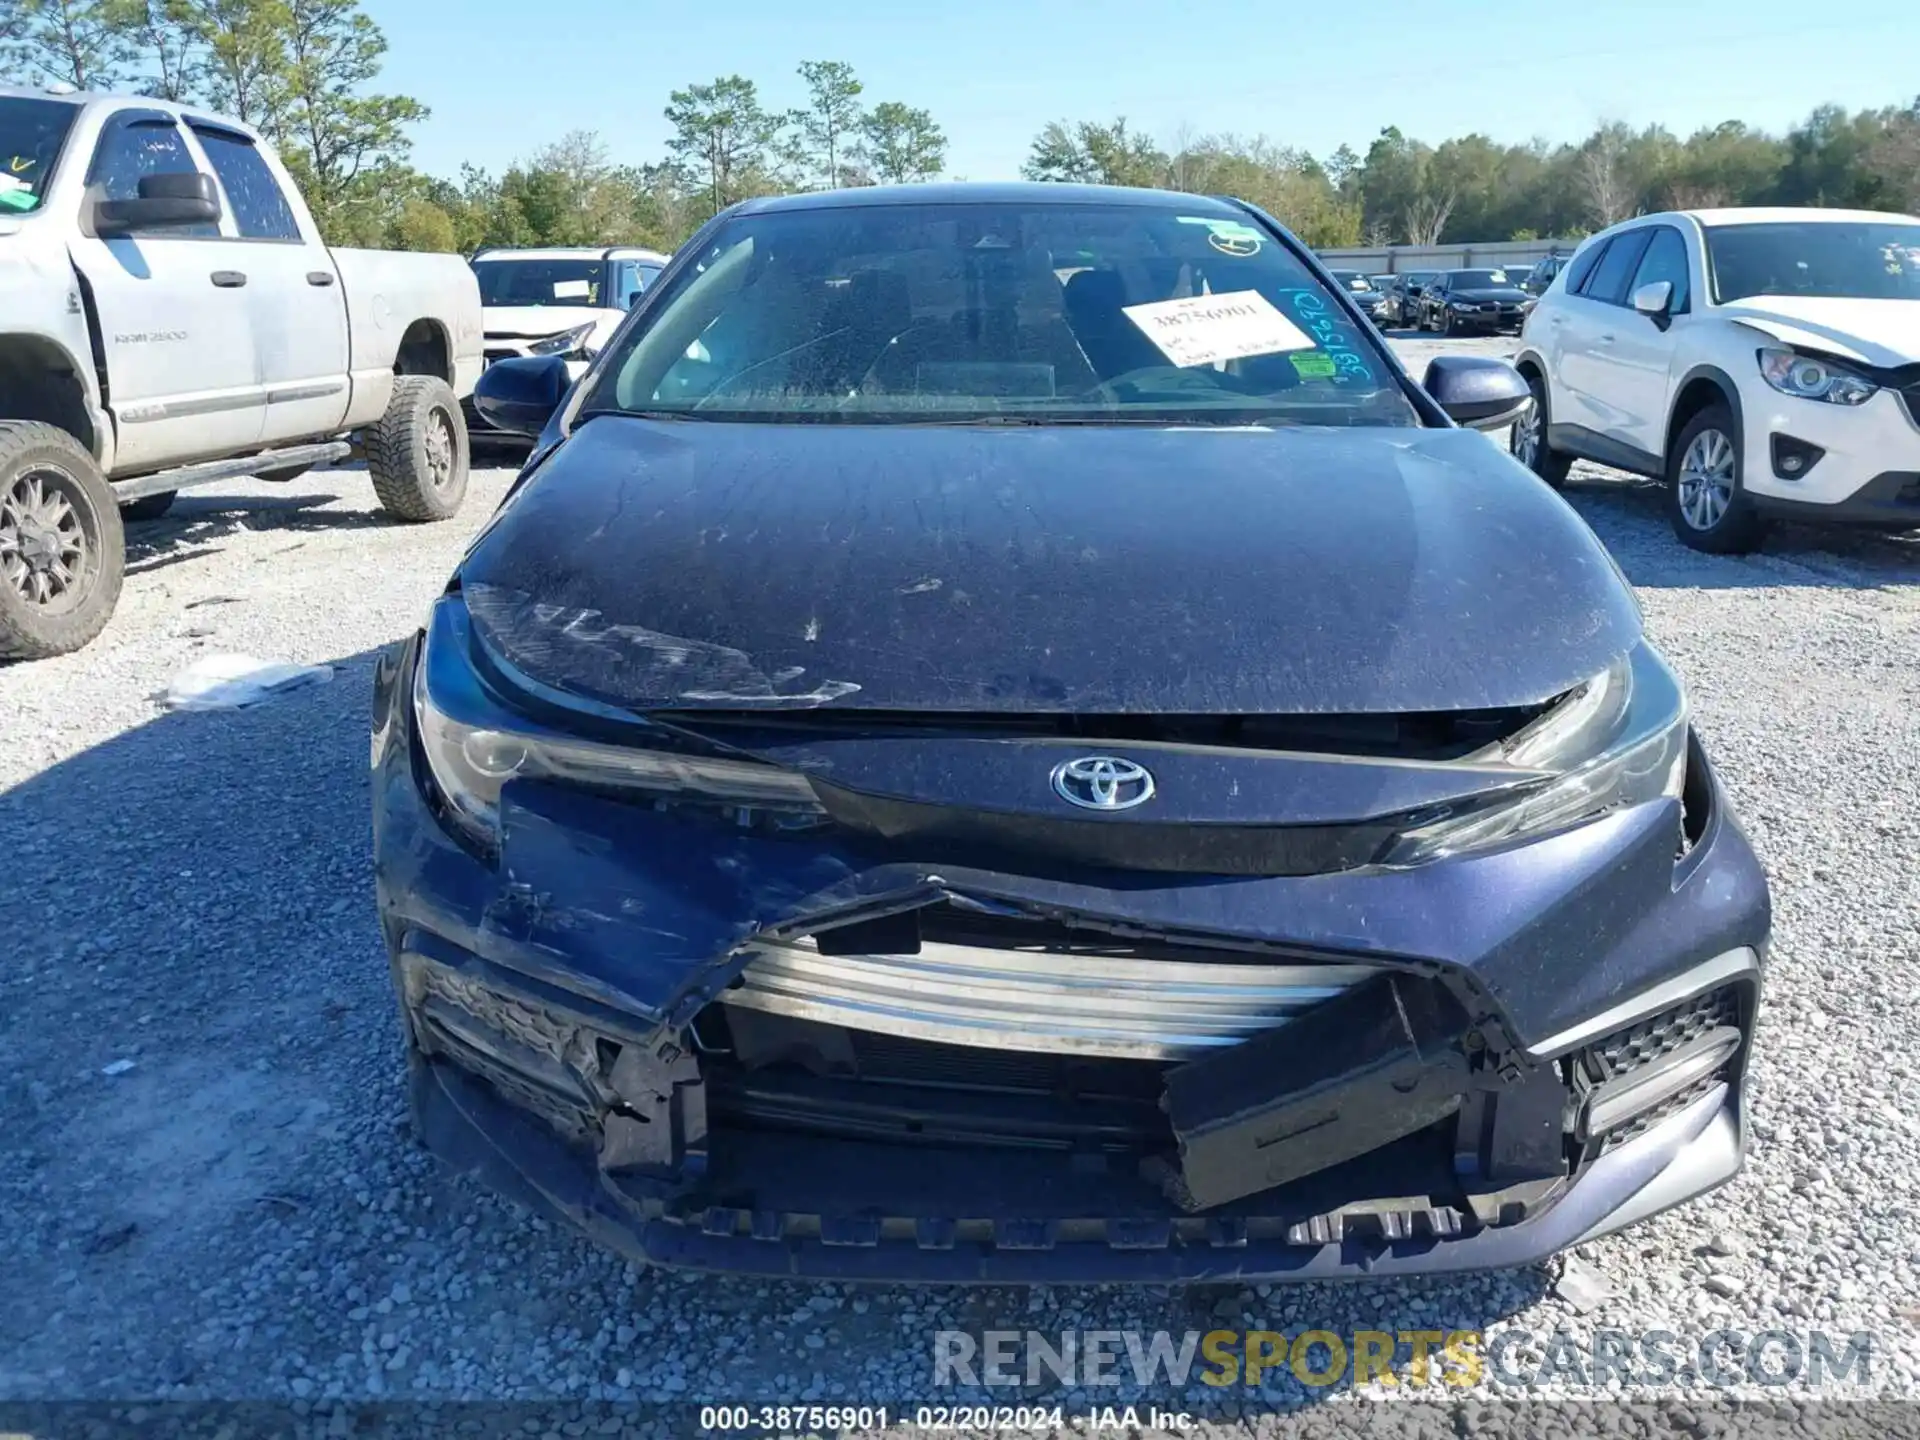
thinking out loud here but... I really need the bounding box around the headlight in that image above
[412,596,824,851]
[1449,299,1476,310]
[1383,644,1689,865]
[1757,347,1876,406]
[528,322,598,358]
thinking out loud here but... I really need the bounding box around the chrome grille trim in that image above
[719,937,1377,1061]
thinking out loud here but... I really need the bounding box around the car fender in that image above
[1663,363,1746,460]
[0,234,117,468]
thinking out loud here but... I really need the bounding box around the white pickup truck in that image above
[0,84,484,660]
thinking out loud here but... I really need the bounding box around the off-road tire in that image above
[366,375,468,523]
[1667,403,1768,555]
[120,490,176,521]
[1511,371,1574,489]
[0,421,125,661]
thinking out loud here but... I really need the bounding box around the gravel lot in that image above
[3,337,1918,1429]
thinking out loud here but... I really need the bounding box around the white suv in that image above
[468,246,668,429]
[1511,207,1920,553]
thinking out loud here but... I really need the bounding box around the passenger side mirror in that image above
[94,171,221,233]
[1631,280,1674,325]
[473,355,571,438]
[1422,355,1531,431]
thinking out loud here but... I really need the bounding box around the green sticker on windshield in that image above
[1290,350,1337,378]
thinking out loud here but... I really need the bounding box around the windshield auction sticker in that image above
[1122,290,1316,369]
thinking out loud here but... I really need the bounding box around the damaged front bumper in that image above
[372,636,1770,1284]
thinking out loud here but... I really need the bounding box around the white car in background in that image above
[468,245,668,430]
[1511,207,1920,553]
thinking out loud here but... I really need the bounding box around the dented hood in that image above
[1721,296,1920,368]
[458,415,1641,716]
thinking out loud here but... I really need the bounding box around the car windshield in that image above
[1451,269,1511,287]
[584,199,1418,428]
[1705,221,1920,303]
[0,96,78,214]
[473,258,606,307]
[1328,269,1371,291]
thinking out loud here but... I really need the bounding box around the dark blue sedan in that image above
[371,183,1769,1284]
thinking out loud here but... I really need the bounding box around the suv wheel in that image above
[1667,405,1767,554]
[1510,373,1574,488]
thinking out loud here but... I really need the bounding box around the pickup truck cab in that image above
[0,84,484,659]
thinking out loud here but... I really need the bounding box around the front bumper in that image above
[1742,385,1920,525]
[1444,306,1524,332]
[372,639,1771,1284]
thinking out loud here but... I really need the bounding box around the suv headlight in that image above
[1384,643,1689,865]
[1757,347,1877,406]
[528,321,599,359]
[412,595,823,852]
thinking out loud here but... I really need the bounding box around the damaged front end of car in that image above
[370,591,1769,1284]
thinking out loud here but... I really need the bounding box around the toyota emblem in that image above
[1050,755,1155,811]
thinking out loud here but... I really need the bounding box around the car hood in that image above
[1451,288,1528,304]
[482,305,617,340]
[457,416,1641,716]
[1720,296,1920,368]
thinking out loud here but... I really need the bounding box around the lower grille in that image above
[721,935,1376,1061]
[1574,984,1744,1146]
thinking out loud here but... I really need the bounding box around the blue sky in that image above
[367,0,1916,182]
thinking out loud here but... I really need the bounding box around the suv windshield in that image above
[473,258,607,307]
[0,96,78,214]
[1706,221,1920,303]
[584,199,1417,427]
[1451,269,1512,288]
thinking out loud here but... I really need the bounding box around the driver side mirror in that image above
[473,355,572,438]
[1422,355,1531,431]
[1631,280,1674,327]
[95,171,221,233]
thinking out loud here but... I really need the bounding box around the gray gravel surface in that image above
[3,346,1918,1431]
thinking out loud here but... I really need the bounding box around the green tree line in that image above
[6,0,1920,254]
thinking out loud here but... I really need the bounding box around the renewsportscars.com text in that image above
[933,1328,1876,1392]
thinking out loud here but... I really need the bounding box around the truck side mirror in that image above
[95,172,222,233]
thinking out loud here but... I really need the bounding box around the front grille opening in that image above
[1583,986,1738,1082]
[1570,983,1744,1154]
[696,1005,1177,1155]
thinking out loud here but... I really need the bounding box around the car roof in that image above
[471,246,671,262]
[1606,206,1920,232]
[0,82,262,138]
[733,181,1250,217]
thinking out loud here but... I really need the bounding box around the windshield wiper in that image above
[891,413,1284,427]
[577,406,726,423]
